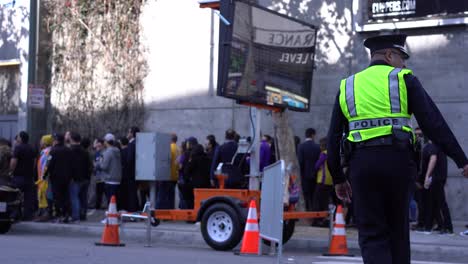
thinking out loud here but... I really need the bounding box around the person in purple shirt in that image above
[259,135,272,172]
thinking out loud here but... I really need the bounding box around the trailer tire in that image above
[0,222,11,234]
[262,220,295,246]
[201,203,242,251]
[150,217,160,227]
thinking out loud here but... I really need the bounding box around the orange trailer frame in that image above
[152,175,329,222]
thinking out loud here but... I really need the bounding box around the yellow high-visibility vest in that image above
[339,65,413,142]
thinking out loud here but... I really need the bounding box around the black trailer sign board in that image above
[368,0,468,22]
[217,0,317,112]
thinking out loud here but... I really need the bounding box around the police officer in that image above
[326,34,468,264]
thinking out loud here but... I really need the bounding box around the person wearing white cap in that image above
[95,133,122,207]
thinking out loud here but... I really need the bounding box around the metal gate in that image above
[0,115,17,142]
[0,64,20,142]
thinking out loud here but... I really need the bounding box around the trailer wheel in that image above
[0,222,11,234]
[150,217,160,227]
[201,203,242,251]
[263,220,295,246]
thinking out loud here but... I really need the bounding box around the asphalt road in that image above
[0,233,465,264]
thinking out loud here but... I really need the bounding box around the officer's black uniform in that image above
[327,35,468,264]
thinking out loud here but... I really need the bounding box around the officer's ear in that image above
[383,49,394,62]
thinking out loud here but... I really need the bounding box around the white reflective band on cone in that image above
[247,208,257,220]
[335,213,345,225]
[107,217,119,225]
[108,204,117,213]
[245,222,259,232]
[333,227,346,236]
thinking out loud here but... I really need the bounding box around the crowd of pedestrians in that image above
[0,127,143,223]
[0,127,281,223]
[0,126,353,226]
[0,126,466,235]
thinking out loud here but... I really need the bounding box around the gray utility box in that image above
[135,132,171,181]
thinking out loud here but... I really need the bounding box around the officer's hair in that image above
[305,128,316,138]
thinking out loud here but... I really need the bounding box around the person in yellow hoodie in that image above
[35,135,53,222]
[311,137,334,227]
[169,134,180,208]
[156,133,180,209]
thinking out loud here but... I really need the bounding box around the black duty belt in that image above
[354,136,393,149]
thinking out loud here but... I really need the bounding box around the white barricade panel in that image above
[259,160,285,243]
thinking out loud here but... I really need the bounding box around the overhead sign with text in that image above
[217,0,317,112]
[367,0,468,22]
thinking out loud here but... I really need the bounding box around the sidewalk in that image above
[8,210,468,263]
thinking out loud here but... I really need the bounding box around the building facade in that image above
[141,0,468,219]
[4,0,466,219]
[0,0,30,141]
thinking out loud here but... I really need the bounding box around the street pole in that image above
[208,9,215,96]
[26,0,38,138]
[26,0,45,145]
[248,107,261,190]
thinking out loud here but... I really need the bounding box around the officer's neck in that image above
[369,59,391,67]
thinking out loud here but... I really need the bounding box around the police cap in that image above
[364,34,409,59]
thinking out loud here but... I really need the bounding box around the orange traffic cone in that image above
[240,200,259,254]
[95,195,125,247]
[323,205,352,256]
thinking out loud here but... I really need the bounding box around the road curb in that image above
[11,222,207,247]
[9,222,468,262]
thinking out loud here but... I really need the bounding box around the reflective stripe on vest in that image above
[349,117,410,131]
[389,68,402,113]
[345,75,357,117]
[352,132,362,141]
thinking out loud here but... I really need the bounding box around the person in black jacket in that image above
[9,131,36,220]
[118,137,131,211]
[126,126,140,211]
[184,142,211,209]
[421,141,453,235]
[297,128,321,211]
[210,129,238,187]
[69,132,92,222]
[47,133,73,223]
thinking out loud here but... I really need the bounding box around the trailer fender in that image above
[196,196,248,224]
